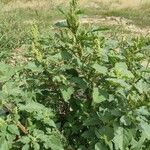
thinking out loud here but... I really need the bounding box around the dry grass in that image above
[2,0,149,12]
[2,0,51,11]
[79,0,149,9]
[1,0,149,36]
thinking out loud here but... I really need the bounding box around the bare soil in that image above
[55,16,150,36]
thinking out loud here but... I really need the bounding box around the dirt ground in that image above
[55,15,150,36]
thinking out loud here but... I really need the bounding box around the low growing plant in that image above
[0,0,150,149]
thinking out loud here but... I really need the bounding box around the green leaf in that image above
[33,142,40,150]
[19,136,30,144]
[92,63,108,75]
[44,119,56,128]
[0,118,5,126]
[19,102,45,112]
[135,79,150,94]
[107,78,131,89]
[22,144,30,150]
[114,62,134,79]
[60,86,74,102]
[120,115,131,126]
[61,50,72,60]
[131,134,146,150]
[113,127,131,150]
[2,82,22,96]
[95,142,108,150]
[95,126,114,141]
[71,77,87,90]
[113,127,124,150]
[44,135,64,150]
[7,124,20,135]
[135,106,149,116]
[83,117,100,126]
[140,122,150,140]
[92,87,107,104]
[25,62,43,73]
[0,62,15,82]
[0,139,9,150]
